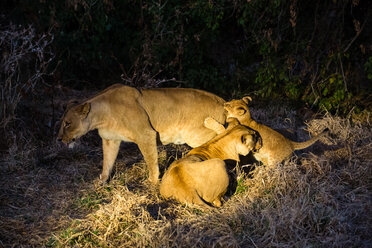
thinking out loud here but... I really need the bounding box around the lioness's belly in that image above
[159,131,185,145]
[159,127,217,148]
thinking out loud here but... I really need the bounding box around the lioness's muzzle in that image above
[57,136,76,145]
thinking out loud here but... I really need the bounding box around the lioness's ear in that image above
[242,96,252,105]
[76,102,91,119]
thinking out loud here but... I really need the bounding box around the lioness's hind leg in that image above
[204,117,225,134]
[101,139,121,183]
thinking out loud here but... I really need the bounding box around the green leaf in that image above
[323,88,328,96]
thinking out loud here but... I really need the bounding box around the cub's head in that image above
[228,125,262,158]
[57,101,91,147]
[224,96,252,121]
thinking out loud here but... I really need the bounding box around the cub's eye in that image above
[65,121,71,127]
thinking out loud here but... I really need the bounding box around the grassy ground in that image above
[0,91,371,247]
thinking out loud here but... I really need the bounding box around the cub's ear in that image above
[64,99,79,111]
[254,134,263,152]
[76,102,91,119]
[236,107,246,116]
[242,96,252,105]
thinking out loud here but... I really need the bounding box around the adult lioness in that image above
[57,84,226,184]
[205,97,328,166]
[160,118,261,208]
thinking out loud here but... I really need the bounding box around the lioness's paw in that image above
[99,174,109,184]
[147,177,159,185]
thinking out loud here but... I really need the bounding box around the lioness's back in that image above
[87,85,226,147]
[139,88,225,119]
[138,88,226,147]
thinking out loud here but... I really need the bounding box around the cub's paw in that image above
[204,117,217,127]
[204,117,225,134]
[212,198,222,207]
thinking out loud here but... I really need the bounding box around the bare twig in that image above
[338,53,347,92]
[0,24,54,126]
[343,18,367,53]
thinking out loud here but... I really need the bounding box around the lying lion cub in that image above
[205,97,328,166]
[57,84,226,184]
[160,118,261,208]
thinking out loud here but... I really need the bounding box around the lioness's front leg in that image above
[101,139,121,182]
[137,131,159,184]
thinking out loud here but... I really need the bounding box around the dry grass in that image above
[0,98,371,248]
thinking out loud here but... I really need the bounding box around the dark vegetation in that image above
[0,0,371,247]
[2,0,371,112]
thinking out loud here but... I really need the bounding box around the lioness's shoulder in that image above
[87,84,141,102]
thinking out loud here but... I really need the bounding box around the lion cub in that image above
[160,119,261,208]
[205,97,328,166]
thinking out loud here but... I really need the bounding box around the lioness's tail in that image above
[291,128,329,150]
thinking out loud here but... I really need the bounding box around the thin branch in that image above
[338,53,347,92]
[343,18,367,53]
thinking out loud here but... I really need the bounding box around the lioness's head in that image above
[57,102,91,147]
[224,96,252,121]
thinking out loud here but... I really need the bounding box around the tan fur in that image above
[57,84,226,184]
[206,97,328,166]
[160,119,261,208]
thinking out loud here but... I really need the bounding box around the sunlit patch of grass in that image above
[48,220,102,247]
[234,176,249,195]
[76,192,104,211]
[59,224,81,243]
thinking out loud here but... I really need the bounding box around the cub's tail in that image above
[291,128,329,150]
[191,190,214,209]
